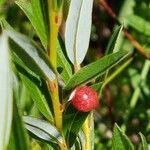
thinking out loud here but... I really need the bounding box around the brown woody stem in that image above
[99,0,150,60]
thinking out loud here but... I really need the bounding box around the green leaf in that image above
[65,50,130,90]
[19,73,53,122]
[118,0,135,24]
[91,83,102,94]
[63,105,88,147]
[63,0,71,20]
[112,124,134,150]
[12,50,40,80]
[106,25,123,54]
[8,99,29,150]
[0,19,55,81]
[13,53,54,118]
[1,19,15,31]
[65,0,94,65]
[16,0,48,48]
[5,30,56,81]
[57,39,72,83]
[23,116,62,145]
[139,132,148,150]
[0,32,13,150]
[104,25,124,81]
[1,19,71,86]
[126,14,150,36]
[13,53,54,117]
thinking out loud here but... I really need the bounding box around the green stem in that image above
[48,1,67,149]
[48,81,62,130]
[48,1,63,67]
[48,0,63,131]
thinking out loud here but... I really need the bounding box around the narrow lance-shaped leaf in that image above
[57,39,72,83]
[104,25,123,80]
[0,32,13,150]
[16,0,48,48]
[139,132,148,150]
[112,124,134,150]
[63,0,71,20]
[19,73,53,122]
[63,105,88,147]
[5,30,56,81]
[126,14,150,36]
[65,0,93,65]
[2,20,70,87]
[1,20,56,81]
[105,25,123,54]
[23,116,63,145]
[8,98,29,150]
[65,50,130,90]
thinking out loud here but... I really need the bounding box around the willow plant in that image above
[0,0,149,150]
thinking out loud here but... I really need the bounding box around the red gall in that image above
[69,86,99,112]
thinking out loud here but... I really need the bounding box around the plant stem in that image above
[48,81,62,130]
[82,113,94,150]
[48,1,67,149]
[74,63,81,73]
[48,0,63,131]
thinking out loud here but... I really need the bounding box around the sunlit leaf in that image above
[6,30,56,81]
[65,50,130,90]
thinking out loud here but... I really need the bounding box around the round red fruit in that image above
[70,86,99,112]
